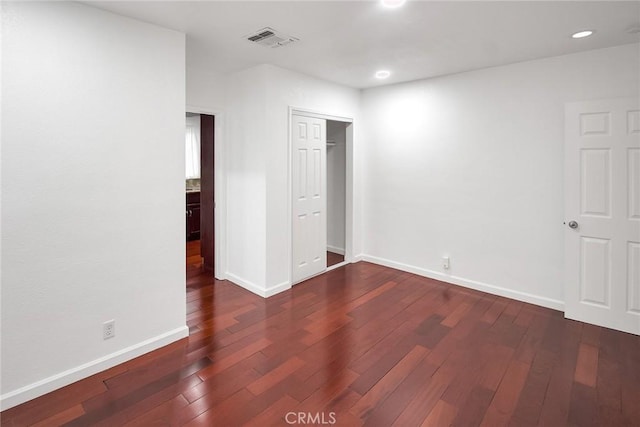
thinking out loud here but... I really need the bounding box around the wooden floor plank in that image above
[31,404,85,427]
[421,399,458,427]
[362,359,439,426]
[246,357,306,396]
[537,319,583,427]
[391,362,455,426]
[122,394,189,427]
[349,345,428,421]
[479,359,530,426]
[574,342,599,387]
[568,382,598,427]
[1,241,639,427]
[450,386,495,427]
[510,349,555,426]
[242,394,298,427]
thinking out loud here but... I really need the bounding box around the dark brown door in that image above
[191,205,201,239]
[200,114,215,274]
[186,192,201,241]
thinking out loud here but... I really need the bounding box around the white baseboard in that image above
[264,281,291,297]
[327,245,345,255]
[360,255,564,311]
[326,261,349,272]
[0,325,189,411]
[225,272,266,296]
[225,272,291,298]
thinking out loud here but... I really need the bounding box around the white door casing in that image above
[292,114,327,284]
[565,98,640,335]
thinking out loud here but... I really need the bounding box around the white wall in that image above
[361,43,640,309]
[223,65,268,291]
[186,66,227,112]
[1,2,187,409]
[327,121,347,254]
[263,65,360,292]
[221,64,360,295]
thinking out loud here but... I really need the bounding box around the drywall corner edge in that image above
[0,326,189,411]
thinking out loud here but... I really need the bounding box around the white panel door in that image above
[292,114,327,284]
[565,98,640,335]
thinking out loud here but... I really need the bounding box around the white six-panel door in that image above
[292,114,327,284]
[565,98,640,335]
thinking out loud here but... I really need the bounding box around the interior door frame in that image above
[186,105,226,280]
[563,97,640,335]
[288,107,354,285]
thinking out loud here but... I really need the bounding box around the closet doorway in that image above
[290,109,353,285]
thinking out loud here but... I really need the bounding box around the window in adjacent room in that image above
[185,114,201,179]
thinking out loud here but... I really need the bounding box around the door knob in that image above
[568,220,579,229]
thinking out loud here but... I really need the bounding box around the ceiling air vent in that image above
[245,27,299,48]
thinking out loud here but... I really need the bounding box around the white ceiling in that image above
[88,1,640,89]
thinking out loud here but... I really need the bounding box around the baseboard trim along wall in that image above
[361,255,565,312]
[0,326,189,411]
[264,281,291,298]
[226,255,564,312]
[225,272,291,298]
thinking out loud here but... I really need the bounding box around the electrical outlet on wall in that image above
[103,320,115,340]
[442,256,450,270]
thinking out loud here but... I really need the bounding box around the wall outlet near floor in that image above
[103,320,115,340]
[442,256,450,270]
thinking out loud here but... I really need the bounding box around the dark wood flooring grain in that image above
[2,241,639,426]
[327,251,344,268]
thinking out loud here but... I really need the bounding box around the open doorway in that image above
[185,112,215,279]
[326,120,347,268]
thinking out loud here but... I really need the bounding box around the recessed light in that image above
[381,0,406,8]
[375,70,391,79]
[572,30,594,39]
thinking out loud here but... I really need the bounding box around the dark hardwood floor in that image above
[186,240,202,275]
[327,251,345,268]
[2,242,640,426]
